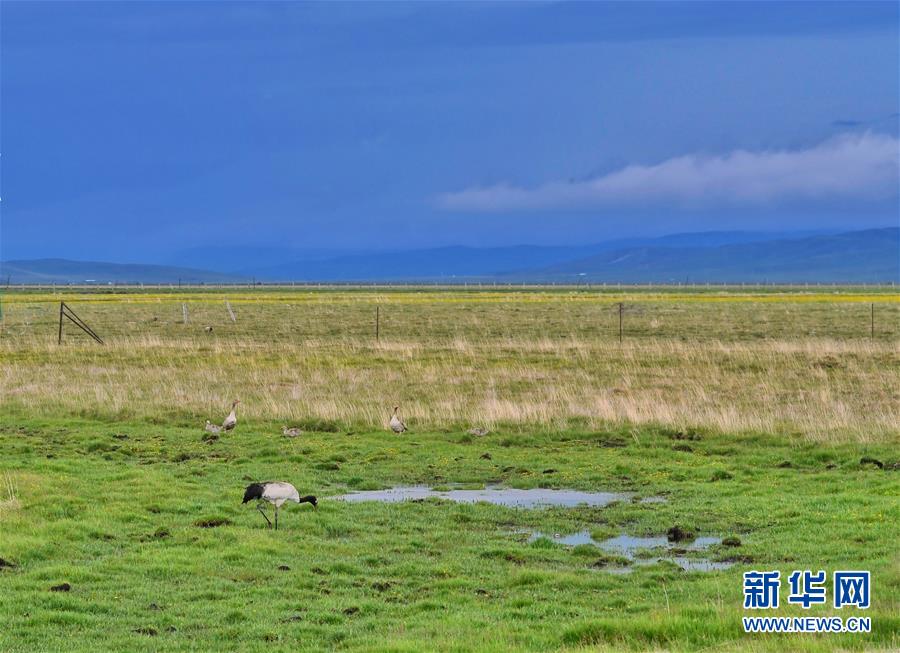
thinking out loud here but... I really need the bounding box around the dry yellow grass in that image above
[2,332,897,443]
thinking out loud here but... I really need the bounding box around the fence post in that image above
[871,303,875,339]
[58,301,64,344]
[618,302,624,343]
[225,300,236,323]
[376,305,380,342]
[182,303,189,324]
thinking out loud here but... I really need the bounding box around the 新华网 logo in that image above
[742,570,871,634]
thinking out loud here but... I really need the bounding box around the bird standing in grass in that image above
[282,426,302,437]
[389,406,407,433]
[222,400,240,432]
[242,482,316,530]
[204,420,222,434]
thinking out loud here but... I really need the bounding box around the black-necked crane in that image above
[389,405,407,433]
[222,400,240,432]
[282,426,302,437]
[242,482,316,530]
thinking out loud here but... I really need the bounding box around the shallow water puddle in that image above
[335,485,653,508]
[526,530,734,573]
[598,534,722,553]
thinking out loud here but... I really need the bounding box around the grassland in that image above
[2,287,899,441]
[0,287,898,651]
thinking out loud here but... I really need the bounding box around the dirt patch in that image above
[722,553,755,563]
[193,517,232,528]
[595,435,628,448]
[141,527,170,541]
[0,557,17,570]
[134,627,158,636]
[589,554,630,569]
[666,526,694,542]
[277,565,290,571]
[859,457,884,469]
[50,582,71,592]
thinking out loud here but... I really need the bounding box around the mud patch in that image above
[141,527,170,541]
[667,525,694,542]
[194,517,232,528]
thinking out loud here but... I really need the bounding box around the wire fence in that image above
[1,291,898,344]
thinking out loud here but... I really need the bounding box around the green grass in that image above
[0,417,897,651]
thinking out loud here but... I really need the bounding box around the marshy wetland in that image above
[0,287,898,651]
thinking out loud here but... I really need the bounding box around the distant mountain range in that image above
[3,228,897,284]
[236,229,871,282]
[530,228,899,283]
[0,259,246,284]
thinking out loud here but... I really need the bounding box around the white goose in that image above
[389,405,407,433]
[242,482,317,530]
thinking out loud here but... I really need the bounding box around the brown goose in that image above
[389,406,407,433]
[222,400,240,432]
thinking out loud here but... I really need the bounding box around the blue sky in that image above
[1,1,898,262]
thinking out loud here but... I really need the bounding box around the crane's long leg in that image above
[274,505,279,531]
[257,503,272,528]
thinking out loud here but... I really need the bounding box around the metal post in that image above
[618,302,623,343]
[58,301,64,344]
